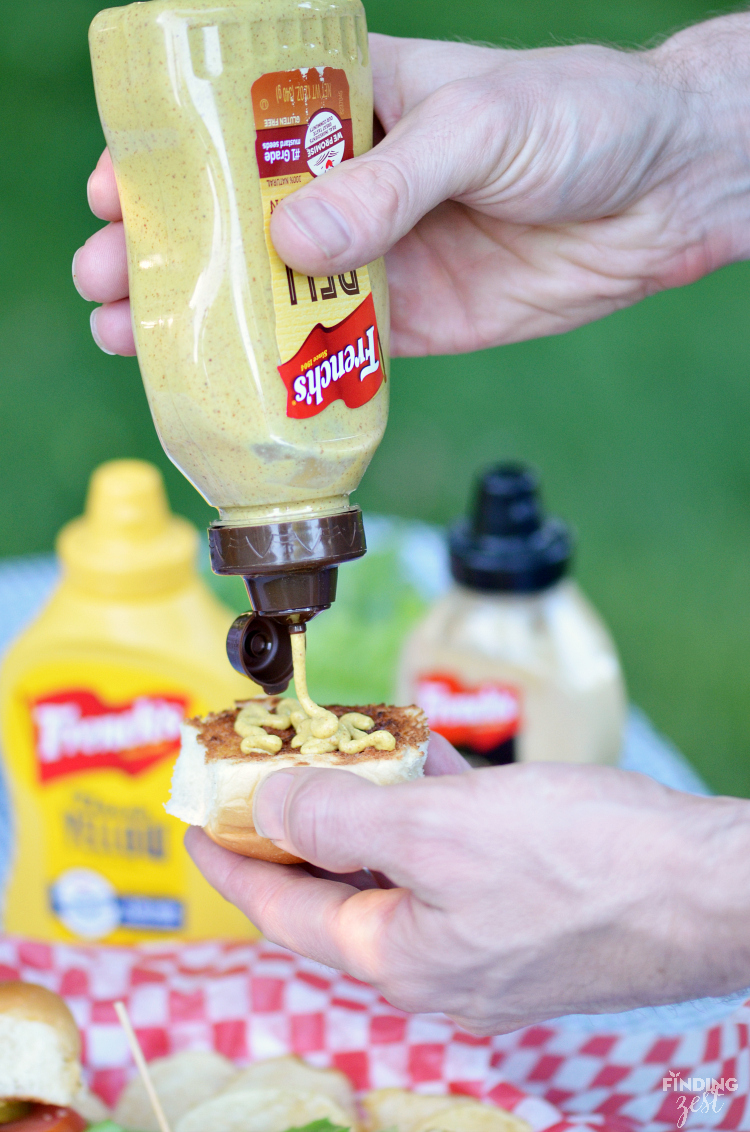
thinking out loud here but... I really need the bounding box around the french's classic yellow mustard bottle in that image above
[0,460,258,944]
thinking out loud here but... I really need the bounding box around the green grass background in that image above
[2,0,750,794]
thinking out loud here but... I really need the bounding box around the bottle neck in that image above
[215,495,351,527]
[451,576,573,605]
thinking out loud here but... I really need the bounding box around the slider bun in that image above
[0,981,81,1105]
[167,703,429,865]
[205,815,303,866]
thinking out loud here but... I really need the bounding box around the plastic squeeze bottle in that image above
[89,0,389,693]
[397,465,627,766]
[0,460,258,943]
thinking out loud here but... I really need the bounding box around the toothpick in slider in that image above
[114,1000,172,1132]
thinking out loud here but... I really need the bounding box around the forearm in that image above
[662,791,750,1001]
[419,783,750,1035]
[648,12,750,280]
[411,775,750,1032]
[551,785,750,1017]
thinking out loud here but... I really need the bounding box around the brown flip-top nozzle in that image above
[209,509,366,694]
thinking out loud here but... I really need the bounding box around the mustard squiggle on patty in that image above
[235,633,395,755]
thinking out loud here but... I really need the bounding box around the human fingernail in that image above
[254,771,295,841]
[280,196,352,258]
[90,308,115,355]
[72,250,94,301]
[86,172,94,214]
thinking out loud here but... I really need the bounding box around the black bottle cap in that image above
[448,464,572,593]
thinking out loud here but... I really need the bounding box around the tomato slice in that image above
[0,1107,87,1132]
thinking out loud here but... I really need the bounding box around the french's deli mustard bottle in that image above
[0,460,258,944]
[89,0,389,531]
[397,466,626,766]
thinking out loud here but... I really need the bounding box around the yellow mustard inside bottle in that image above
[0,460,259,944]
[89,0,389,529]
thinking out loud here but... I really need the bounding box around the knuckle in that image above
[333,888,403,987]
[426,77,481,118]
[320,158,410,249]
[357,160,410,225]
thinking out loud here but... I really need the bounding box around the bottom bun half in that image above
[204,821,303,865]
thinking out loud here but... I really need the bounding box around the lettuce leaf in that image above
[282,1120,351,1132]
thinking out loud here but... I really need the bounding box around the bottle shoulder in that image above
[401,581,622,684]
[0,578,248,698]
[93,0,366,42]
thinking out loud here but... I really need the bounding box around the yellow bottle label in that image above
[2,659,258,944]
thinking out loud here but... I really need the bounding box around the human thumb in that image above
[253,766,425,877]
[269,88,480,278]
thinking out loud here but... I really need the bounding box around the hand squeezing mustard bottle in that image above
[89,0,390,691]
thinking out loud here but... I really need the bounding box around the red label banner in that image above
[278,293,384,419]
[255,118,353,179]
[414,672,521,753]
[30,690,188,783]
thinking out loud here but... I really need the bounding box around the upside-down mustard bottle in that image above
[88,0,391,693]
[0,460,258,944]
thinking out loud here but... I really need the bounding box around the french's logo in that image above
[30,690,188,783]
[415,672,521,753]
[278,293,384,419]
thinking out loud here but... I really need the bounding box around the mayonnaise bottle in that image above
[0,460,259,943]
[397,465,626,766]
[89,0,389,684]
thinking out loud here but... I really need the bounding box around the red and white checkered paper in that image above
[1,936,748,1132]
